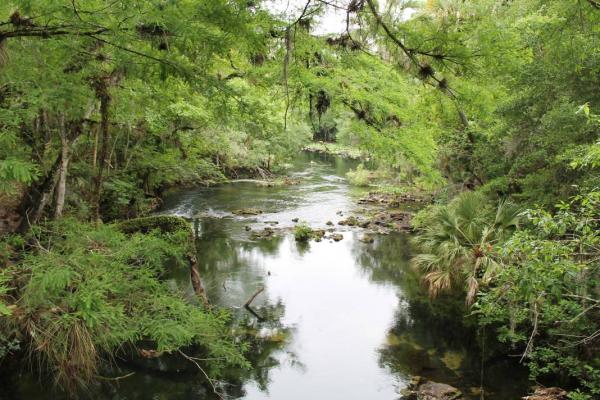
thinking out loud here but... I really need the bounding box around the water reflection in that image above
[352,233,529,400]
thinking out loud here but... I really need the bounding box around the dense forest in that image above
[0,0,598,399]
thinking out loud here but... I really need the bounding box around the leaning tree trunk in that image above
[18,153,62,232]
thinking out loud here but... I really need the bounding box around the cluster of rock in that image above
[236,189,423,243]
[338,211,411,234]
[232,208,263,216]
[358,191,431,207]
[249,226,279,240]
[399,377,569,400]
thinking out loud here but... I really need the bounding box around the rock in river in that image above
[250,227,276,239]
[359,234,374,243]
[232,208,263,215]
[523,387,568,400]
[329,233,344,242]
[400,379,462,400]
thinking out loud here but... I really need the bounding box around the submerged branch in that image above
[244,286,265,322]
[178,350,226,400]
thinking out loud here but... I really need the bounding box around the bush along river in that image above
[3,153,530,399]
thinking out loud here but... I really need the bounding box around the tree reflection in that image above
[352,232,529,399]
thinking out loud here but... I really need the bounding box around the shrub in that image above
[346,164,372,186]
[477,190,600,395]
[116,215,192,235]
[0,219,247,393]
[294,222,313,242]
[412,191,520,304]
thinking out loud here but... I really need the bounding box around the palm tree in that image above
[412,191,520,305]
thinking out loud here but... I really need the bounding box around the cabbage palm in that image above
[413,192,520,305]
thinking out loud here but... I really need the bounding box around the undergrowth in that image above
[0,218,248,393]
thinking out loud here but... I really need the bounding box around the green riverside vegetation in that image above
[0,0,599,398]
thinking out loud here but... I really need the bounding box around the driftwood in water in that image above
[244,286,265,321]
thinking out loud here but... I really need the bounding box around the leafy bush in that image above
[412,191,520,304]
[0,219,247,392]
[346,164,372,186]
[0,159,38,194]
[477,190,600,395]
[294,222,313,242]
[116,215,192,235]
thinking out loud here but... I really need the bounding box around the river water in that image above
[4,153,529,399]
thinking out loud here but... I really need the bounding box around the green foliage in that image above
[0,0,299,219]
[346,164,372,187]
[0,219,247,391]
[477,190,600,394]
[0,159,38,193]
[412,191,520,304]
[116,215,192,235]
[0,273,12,316]
[428,0,600,204]
[294,221,313,242]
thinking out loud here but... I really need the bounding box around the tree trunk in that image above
[18,153,62,232]
[54,115,70,219]
[91,87,111,222]
[92,124,99,169]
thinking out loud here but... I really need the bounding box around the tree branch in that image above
[587,0,600,10]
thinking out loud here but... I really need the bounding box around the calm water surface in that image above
[4,153,529,400]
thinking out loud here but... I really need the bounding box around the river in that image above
[4,153,529,399]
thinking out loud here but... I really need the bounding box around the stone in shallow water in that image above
[400,379,462,400]
[417,381,462,400]
[338,216,359,226]
[250,227,276,239]
[359,234,374,243]
[309,229,326,242]
[328,233,343,241]
[232,208,263,215]
[523,387,568,400]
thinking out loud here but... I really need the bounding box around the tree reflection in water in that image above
[352,233,528,400]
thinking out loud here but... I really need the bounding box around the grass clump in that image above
[294,222,313,242]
